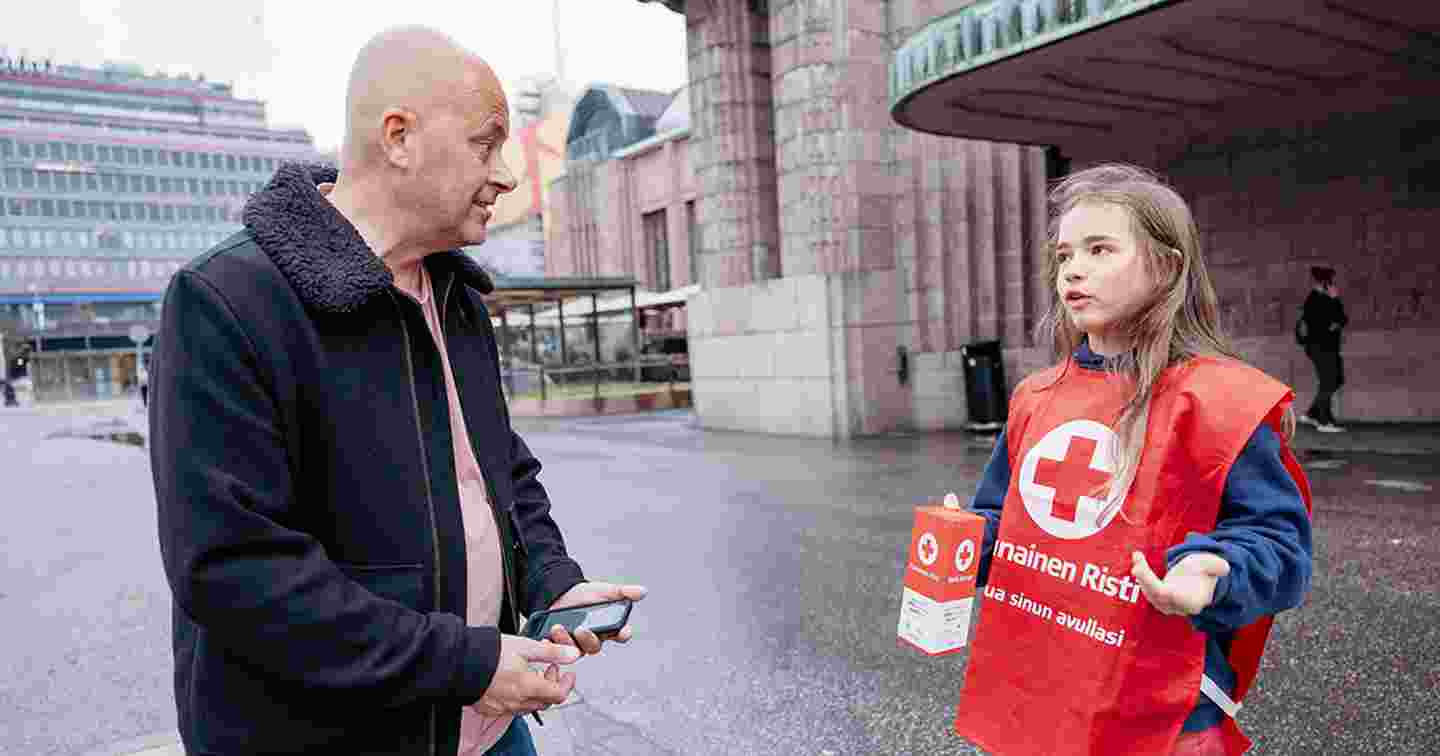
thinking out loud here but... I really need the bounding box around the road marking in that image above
[1365,479,1434,493]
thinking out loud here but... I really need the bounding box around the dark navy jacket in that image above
[968,342,1313,732]
[150,163,585,755]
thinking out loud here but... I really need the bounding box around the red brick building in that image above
[590,0,1438,436]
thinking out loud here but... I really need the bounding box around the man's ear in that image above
[380,108,416,168]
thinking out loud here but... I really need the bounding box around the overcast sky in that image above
[5,0,689,151]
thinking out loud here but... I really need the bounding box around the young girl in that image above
[955,164,1313,756]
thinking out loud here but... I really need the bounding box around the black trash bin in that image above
[960,340,1007,431]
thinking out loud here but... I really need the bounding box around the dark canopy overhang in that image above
[890,0,1440,157]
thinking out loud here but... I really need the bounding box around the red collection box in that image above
[897,496,986,656]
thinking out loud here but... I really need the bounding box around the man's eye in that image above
[1056,251,1071,263]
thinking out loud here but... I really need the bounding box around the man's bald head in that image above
[341,26,508,171]
[329,26,517,255]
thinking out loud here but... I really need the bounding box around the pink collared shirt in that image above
[398,262,510,754]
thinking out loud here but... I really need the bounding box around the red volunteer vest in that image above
[954,356,1312,756]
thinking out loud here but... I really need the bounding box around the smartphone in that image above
[523,598,634,641]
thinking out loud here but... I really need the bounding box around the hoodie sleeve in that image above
[151,270,501,708]
[970,430,1012,587]
[1166,424,1313,633]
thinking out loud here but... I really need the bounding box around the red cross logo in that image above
[1018,420,1124,540]
[1033,436,1112,523]
[917,532,940,566]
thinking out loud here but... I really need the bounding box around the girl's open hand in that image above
[1130,551,1230,616]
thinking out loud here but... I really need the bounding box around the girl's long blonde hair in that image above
[1035,164,1296,523]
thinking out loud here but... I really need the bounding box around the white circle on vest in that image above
[917,532,939,566]
[1017,419,1124,539]
[955,538,976,572]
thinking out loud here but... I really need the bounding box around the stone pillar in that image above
[686,0,781,287]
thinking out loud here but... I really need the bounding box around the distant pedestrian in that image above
[954,164,1313,756]
[137,366,148,408]
[1,379,15,407]
[1298,266,1347,432]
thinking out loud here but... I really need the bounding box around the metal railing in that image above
[501,355,689,401]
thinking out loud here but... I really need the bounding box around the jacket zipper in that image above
[439,278,524,636]
[389,290,442,756]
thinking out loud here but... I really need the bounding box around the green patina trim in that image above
[890,0,1180,109]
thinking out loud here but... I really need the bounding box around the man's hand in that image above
[1130,551,1229,617]
[545,582,648,656]
[469,635,579,718]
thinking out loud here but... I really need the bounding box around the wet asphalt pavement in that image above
[1,404,1437,755]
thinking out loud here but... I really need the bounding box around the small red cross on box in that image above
[1034,436,1112,523]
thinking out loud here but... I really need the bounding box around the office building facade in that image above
[0,55,320,400]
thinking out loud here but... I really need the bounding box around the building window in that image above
[98,145,111,162]
[643,209,670,291]
[202,179,213,196]
[73,200,86,218]
[686,200,698,285]
[226,155,237,172]
[142,149,155,166]
[0,138,11,158]
[82,144,96,162]
[65,143,80,161]
[186,152,196,169]
[38,172,52,191]
[145,176,158,193]
[21,170,34,190]
[163,205,175,222]
[187,177,199,194]
[4,168,17,188]
[69,174,83,192]
[45,230,58,247]
[48,142,63,159]
[40,199,55,217]
[58,200,71,218]
[238,156,249,172]
[85,174,98,191]
[158,150,169,166]
[18,141,32,159]
[126,147,140,164]
[130,176,144,193]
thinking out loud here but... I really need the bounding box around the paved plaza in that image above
[1,401,1437,755]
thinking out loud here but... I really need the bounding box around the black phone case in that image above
[523,599,633,640]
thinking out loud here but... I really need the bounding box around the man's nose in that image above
[491,157,518,195]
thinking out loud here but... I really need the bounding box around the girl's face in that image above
[1054,201,1159,356]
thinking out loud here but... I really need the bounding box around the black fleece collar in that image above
[242,162,494,314]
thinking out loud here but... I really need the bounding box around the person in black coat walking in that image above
[1299,266,1348,432]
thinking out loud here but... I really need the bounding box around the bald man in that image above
[150,27,645,756]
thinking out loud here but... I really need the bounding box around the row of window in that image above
[0,136,282,175]
[2,196,237,224]
[0,226,232,253]
[2,168,263,198]
[0,257,182,281]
